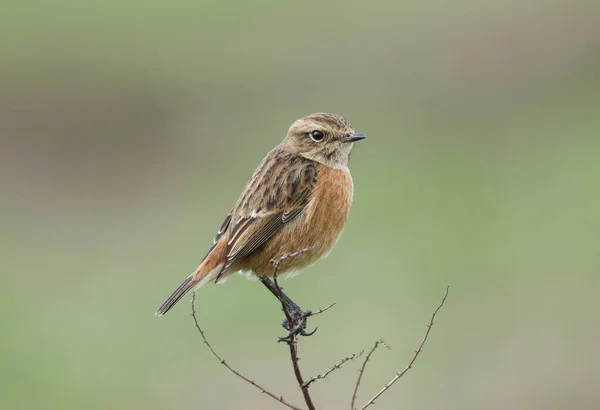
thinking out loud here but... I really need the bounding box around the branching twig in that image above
[273,270,316,410]
[306,301,337,317]
[283,328,315,410]
[351,339,390,409]
[190,241,448,410]
[271,250,317,410]
[190,294,302,410]
[270,248,312,271]
[304,350,364,388]
[357,285,450,410]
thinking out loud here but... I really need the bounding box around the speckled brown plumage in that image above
[156,112,364,316]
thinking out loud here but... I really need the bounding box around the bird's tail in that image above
[155,275,196,316]
[155,260,224,316]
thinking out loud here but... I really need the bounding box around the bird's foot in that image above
[278,309,317,342]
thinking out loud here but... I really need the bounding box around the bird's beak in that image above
[340,133,366,143]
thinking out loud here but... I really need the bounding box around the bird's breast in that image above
[245,165,354,276]
[280,165,354,271]
[303,165,354,248]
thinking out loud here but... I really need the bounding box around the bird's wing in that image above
[215,149,319,281]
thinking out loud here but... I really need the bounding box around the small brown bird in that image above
[156,113,365,330]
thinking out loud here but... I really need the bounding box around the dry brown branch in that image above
[190,242,448,410]
[304,350,364,388]
[270,248,312,271]
[357,285,450,410]
[272,265,316,410]
[190,293,302,410]
[350,339,390,409]
[306,301,337,317]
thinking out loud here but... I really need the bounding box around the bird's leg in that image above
[259,277,316,338]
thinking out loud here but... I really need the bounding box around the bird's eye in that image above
[310,130,324,142]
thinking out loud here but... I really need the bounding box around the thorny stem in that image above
[304,350,364,388]
[306,301,336,317]
[190,243,449,410]
[273,268,316,410]
[191,294,302,410]
[351,340,390,410]
[357,286,450,410]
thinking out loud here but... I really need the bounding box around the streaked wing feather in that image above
[215,151,319,281]
[214,214,232,244]
[224,208,304,272]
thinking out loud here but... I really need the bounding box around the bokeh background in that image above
[2,1,600,409]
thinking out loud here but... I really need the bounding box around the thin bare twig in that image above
[306,301,337,317]
[270,249,317,410]
[190,294,302,410]
[358,285,450,410]
[272,268,316,410]
[270,248,311,271]
[286,331,315,410]
[304,350,364,388]
[351,339,390,410]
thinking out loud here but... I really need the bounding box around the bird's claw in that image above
[279,309,316,341]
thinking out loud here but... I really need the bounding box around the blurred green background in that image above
[2,1,599,409]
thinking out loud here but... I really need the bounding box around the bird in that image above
[156,112,365,333]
